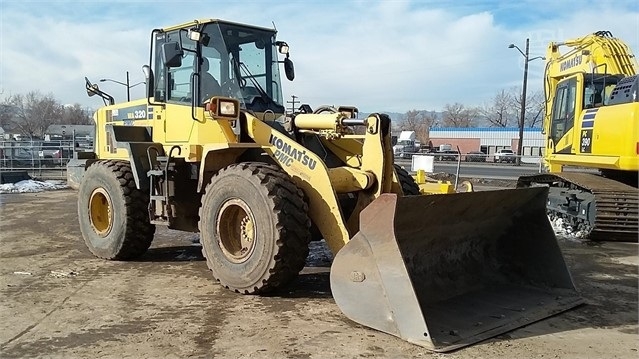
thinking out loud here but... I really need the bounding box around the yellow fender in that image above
[412,169,474,194]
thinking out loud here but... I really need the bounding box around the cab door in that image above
[549,77,577,154]
[162,30,196,144]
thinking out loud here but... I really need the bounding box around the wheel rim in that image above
[89,188,113,237]
[216,198,256,263]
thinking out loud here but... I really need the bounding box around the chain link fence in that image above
[395,151,543,164]
[0,138,92,180]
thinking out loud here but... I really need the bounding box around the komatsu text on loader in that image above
[517,31,639,241]
[71,19,582,351]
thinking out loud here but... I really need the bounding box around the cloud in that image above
[1,4,149,104]
[0,0,637,114]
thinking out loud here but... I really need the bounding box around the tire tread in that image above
[80,160,155,260]
[394,164,420,195]
[198,162,311,294]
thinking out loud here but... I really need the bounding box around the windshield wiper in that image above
[238,61,271,103]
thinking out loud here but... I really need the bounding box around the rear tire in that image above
[394,164,420,195]
[199,162,311,294]
[77,160,155,260]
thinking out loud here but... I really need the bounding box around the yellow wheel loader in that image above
[72,19,582,352]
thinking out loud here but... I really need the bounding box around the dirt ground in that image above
[0,189,637,359]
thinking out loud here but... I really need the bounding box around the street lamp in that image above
[100,71,145,102]
[508,39,545,166]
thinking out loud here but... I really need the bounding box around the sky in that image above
[1,0,638,113]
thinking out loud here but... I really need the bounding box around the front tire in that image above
[77,160,155,260]
[394,164,420,195]
[199,162,311,294]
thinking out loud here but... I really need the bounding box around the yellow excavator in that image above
[71,19,582,352]
[517,31,638,241]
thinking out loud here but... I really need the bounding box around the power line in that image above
[286,95,299,114]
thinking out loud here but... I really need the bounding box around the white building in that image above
[428,127,545,163]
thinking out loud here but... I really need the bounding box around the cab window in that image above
[165,30,196,103]
[550,77,577,144]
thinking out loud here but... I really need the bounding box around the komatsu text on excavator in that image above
[517,31,639,241]
[71,19,582,351]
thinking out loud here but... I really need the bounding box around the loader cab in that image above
[150,20,290,115]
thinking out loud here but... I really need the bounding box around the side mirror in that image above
[87,84,99,97]
[284,58,295,81]
[85,77,99,97]
[161,42,183,68]
[84,76,114,105]
[142,65,155,99]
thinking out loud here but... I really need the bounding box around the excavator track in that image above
[518,172,638,241]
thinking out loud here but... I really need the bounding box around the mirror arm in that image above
[85,77,115,106]
[146,29,165,108]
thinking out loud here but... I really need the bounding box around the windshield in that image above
[397,140,413,145]
[584,74,622,107]
[201,22,285,113]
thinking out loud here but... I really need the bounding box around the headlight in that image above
[205,97,240,119]
[219,100,237,116]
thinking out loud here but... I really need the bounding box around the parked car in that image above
[39,141,71,167]
[494,149,516,163]
[436,150,460,161]
[0,147,41,168]
[465,151,487,162]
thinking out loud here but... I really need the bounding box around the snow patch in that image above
[0,179,68,194]
[549,216,588,241]
[609,256,639,267]
[306,240,333,267]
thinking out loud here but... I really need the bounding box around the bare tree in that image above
[478,89,515,127]
[400,109,438,143]
[6,92,63,137]
[442,103,478,127]
[524,90,545,128]
[0,102,15,131]
[401,109,421,130]
[62,104,93,125]
[511,88,545,128]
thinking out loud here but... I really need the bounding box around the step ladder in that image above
[147,146,181,226]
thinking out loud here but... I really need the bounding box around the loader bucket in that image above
[330,187,583,352]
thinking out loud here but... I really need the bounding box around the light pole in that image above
[508,39,544,166]
[100,71,145,102]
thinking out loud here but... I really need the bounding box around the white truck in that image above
[392,131,419,158]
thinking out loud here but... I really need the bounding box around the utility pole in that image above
[125,71,130,102]
[287,95,299,114]
[100,70,144,102]
[517,39,529,166]
[508,38,543,166]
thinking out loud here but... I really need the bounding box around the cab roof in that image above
[161,19,277,34]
